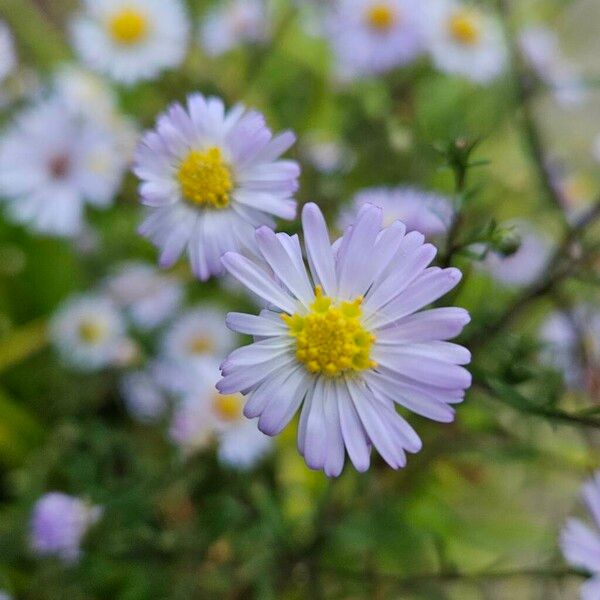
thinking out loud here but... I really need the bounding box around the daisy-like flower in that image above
[120,370,167,423]
[199,0,269,57]
[29,493,102,564]
[218,203,471,476]
[422,0,506,84]
[560,471,600,600]
[168,359,272,468]
[105,262,183,330]
[50,293,128,372]
[134,93,300,280]
[0,98,128,237]
[302,134,354,175]
[70,0,189,85]
[338,186,453,239]
[160,308,235,365]
[0,21,16,84]
[327,0,423,79]
[483,221,551,287]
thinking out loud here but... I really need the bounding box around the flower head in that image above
[120,370,167,424]
[218,203,471,476]
[29,493,102,563]
[70,0,189,85]
[134,93,300,280]
[561,472,600,600]
[422,0,506,83]
[327,0,423,79]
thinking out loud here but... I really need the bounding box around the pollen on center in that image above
[448,10,480,46]
[212,393,244,422]
[282,286,376,377]
[365,3,396,32]
[78,319,106,344]
[108,8,149,46]
[177,147,233,209]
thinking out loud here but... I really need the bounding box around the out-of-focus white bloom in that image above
[561,472,600,600]
[134,93,299,280]
[50,293,128,372]
[105,262,183,330]
[70,0,190,85]
[29,493,102,564]
[327,0,423,79]
[519,26,587,109]
[339,186,453,238]
[484,221,551,287]
[0,21,16,84]
[422,0,506,84]
[200,0,269,56]
[0,592,12,600]
[0,98,128,237]
[168,359,272,468]
[302,135,354,174]
[161,308,235,365]
[120,370,167,423]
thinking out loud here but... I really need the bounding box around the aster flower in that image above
[120,370,167,424]
[560,472,600,600]
[483,221,551,287]
[339,186,453,239]
[29,493,102,564]
[0,98,128,237]
[50,293,129,372]
[199,0,269,57]
[134,93,300,280]
[422,0,506,84]
[70,0,189,85]
[160,308,235,366]
[0,21,16,84]
[168,359,272,468]
[105,262,183,330]
[218,202,471,476]
[327,0,423,79]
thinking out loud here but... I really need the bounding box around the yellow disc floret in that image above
[282,286,376,377]
[108,9,149,46]
[448,10,480,46]
[365,3,396,32]
[177,147,233,209]
[78,319,106,344]
[187,335,214,355]
[212,393,244,422]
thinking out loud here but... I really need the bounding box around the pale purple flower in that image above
[339,186,453,238]
[327,0,424,79]
[561,472,600,600]
[134,93,300,280]
[120,370,167,423]
[218,202,471,476]
[29,493,102,563]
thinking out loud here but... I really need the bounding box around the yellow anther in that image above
[187,336,214,355]
[108,8,148,45]
[448,10,480,46]
[212,393,243,422]
[282,288,376,377]
[177,147,233,209]
[365,3,396,31]
[78,320,106,344]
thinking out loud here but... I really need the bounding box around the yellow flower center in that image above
[78,319,106,344]
[212,393,244,422]
[187,335,214,355]
[108,8,149,46]
[282,286,376,377]
[177,147,233,209]
[448,10,480,46]
[365,3,396,32]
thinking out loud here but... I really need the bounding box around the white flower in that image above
[134,93,299,280]
[0,98,128,237]
[339,186,453,238]
[120,370,167,423]
[105,261,183,330]
[0,21,16,84]
[200,0,269,57]
[422,0,506,83]
[218,203,471,476]
[561,472,600,600]
[168,359,271,468]
[50,293,128,372]
[484,221,551,287]
[302,134,353,174]
[70,0,190,85]
[327,0,424,79]
[160,308,236,366]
